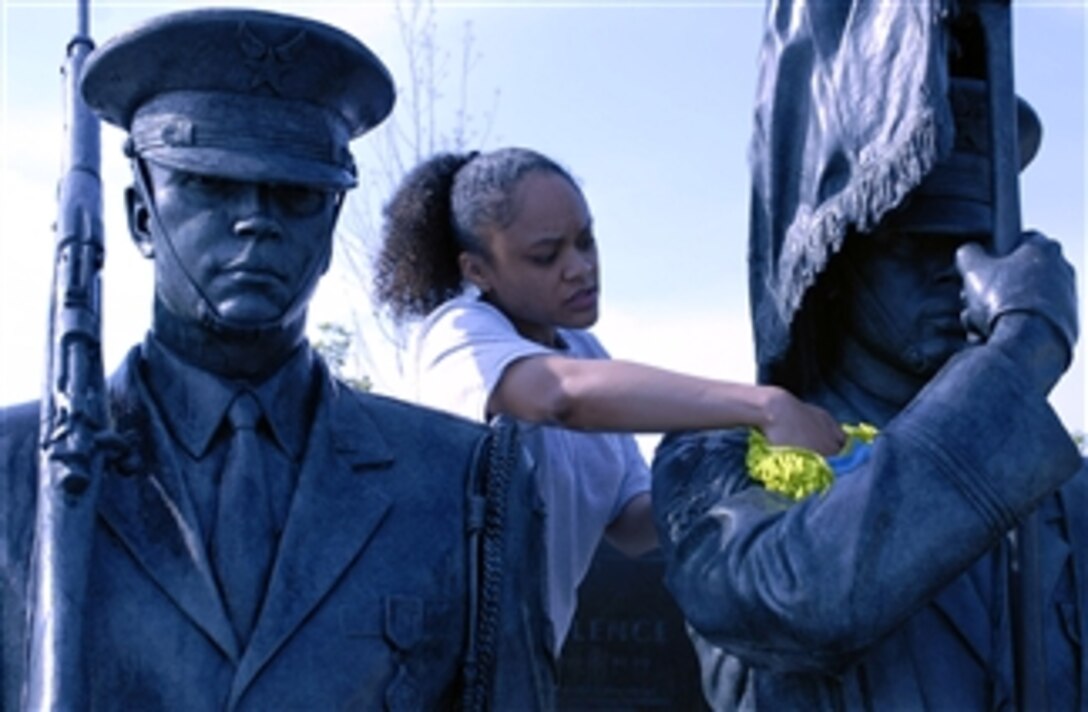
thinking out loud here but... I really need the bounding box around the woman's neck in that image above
[481,294,559,348]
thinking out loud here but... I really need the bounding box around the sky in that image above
[1,0,1085,450]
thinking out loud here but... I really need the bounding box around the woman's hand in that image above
[760,387,845,455]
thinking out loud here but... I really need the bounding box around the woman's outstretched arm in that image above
[489,354,844,454]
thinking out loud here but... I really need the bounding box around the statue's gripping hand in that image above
[957,231,1078,348]
[956,232,1079,393]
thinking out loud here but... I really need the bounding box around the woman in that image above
[374,147,843,655]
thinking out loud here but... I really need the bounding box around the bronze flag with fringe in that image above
[748,0,956,382]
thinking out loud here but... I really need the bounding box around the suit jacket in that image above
[0,347,553,710]
[653,342,1088,709]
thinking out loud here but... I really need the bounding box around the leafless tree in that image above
[317,0,498,388]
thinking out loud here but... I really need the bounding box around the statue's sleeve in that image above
[0,402,39,712]
[652,344,1083,675]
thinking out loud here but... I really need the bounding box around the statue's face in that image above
[135,162,339,329]
[838,229,977,377]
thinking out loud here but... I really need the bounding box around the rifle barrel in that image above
[25,0,106,708]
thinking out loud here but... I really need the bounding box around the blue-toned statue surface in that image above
[653,2,1086,709]
[0,8,551,710]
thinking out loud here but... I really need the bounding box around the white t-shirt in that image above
[412,295,652,654]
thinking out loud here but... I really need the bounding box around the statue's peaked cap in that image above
[882,77,1041,234]
[81,8,395,189]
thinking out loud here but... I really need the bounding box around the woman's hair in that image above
[374,147,577,322]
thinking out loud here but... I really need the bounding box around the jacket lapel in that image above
[230,380,395,703]
[929,544,1004,671]
[97,352,239,661]
[1057,462,1088,700]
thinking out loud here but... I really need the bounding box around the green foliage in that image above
[312,321,372,391]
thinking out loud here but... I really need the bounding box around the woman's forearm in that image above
[491,355,843,453]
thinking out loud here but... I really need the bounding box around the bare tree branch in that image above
[316,0,500,389]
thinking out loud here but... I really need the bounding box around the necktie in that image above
[213,391,276,645]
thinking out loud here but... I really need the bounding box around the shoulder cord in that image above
[461,415,517,712]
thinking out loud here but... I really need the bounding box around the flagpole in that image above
[974,2,1046,709]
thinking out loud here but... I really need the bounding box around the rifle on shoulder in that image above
[25,0,108,708]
